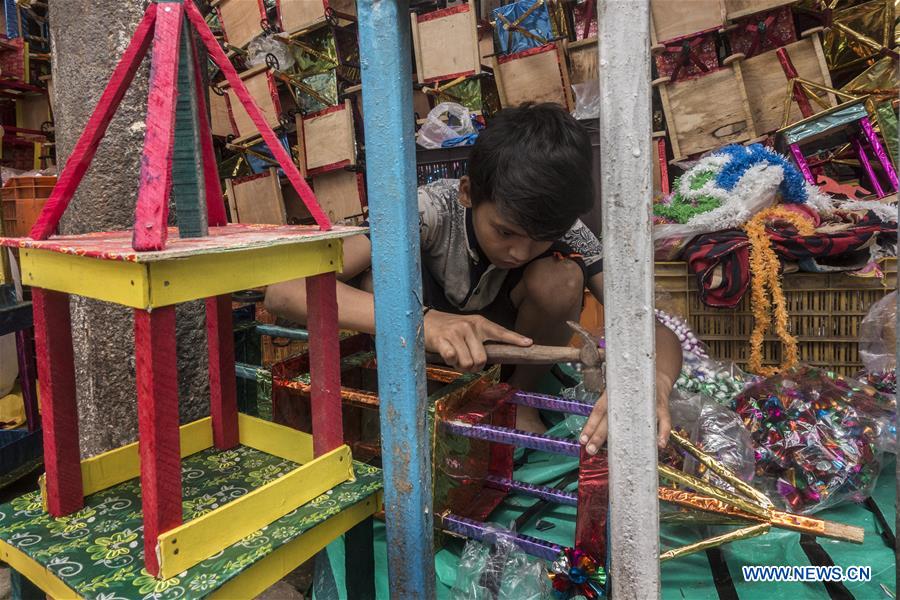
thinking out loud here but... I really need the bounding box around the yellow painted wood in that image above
[20,248,150,308]
[147,239,342,307]
[238,413,314,465]
[156,444,354,578]
[78,418,214,497]
[209,493,381,600]
[0,539,78,600]
[19,239,342,309]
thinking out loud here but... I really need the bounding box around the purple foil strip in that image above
[441,420,581,456]
[440,512,563,561]
[509,390,594,417]
[859,116,899,192]
[790,143,816,185]
[852,135,885,198]
[485,475,578,507]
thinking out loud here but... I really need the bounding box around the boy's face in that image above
[459,178,553,269]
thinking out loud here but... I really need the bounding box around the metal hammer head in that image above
[567,321,603,368]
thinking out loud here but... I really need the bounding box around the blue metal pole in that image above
[358,1,436,598]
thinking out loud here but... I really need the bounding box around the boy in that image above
[266,103,681,453]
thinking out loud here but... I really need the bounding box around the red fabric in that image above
[684,216,895,308]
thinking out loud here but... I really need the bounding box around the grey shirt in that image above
[418,179,603,311]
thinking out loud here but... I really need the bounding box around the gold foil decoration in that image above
[822,0,896,72]
[658,464,772,521]
[670,430,774,509]
[660,523,771,562]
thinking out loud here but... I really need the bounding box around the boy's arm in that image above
[265,234,531,369]
[265,235,378,334]
[579,273,680,453]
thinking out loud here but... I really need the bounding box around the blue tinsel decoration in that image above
[713,144,809,204]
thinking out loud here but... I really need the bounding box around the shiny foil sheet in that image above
[841,55,898,98]
[574,448,609,562]
[779,99,869,145]
[492,0,554,55]
[873,100,898,167]
[290,28,339,77]
[296,70,340,114]
[822,0,894,71]
[426,76,501,118]
[434,382,516,521]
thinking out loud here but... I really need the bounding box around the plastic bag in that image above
[732,365,886,513]
[450,527,550,600]
[416,103,477,149]
[571,80,600,120]
[676,353,757,406]
[666,389,756,486]
[859,291,897,376]
[246,35,295,70]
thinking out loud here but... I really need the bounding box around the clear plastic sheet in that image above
[246,35,295,70]
[667,389,756,487]
[450,527,550,600]
[571,79,599,120]
[858,291,897,376]
[733,365,886,513]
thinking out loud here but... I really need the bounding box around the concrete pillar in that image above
[49,0,209,457]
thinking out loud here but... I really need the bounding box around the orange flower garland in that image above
[741,207,815,376]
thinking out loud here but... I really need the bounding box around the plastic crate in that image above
[0,175,55,237]
[655,260,897,376]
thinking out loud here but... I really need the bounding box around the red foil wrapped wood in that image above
[575,448,609,563]
[434,383,516,521]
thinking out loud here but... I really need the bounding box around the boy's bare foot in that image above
[515,405,547,434]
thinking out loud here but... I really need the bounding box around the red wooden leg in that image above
[135,306,182,576]
[575,449,609,563]
[206,295,239,449]
[31,289,82,516]
[306,272,343,457]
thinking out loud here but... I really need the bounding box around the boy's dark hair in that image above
[468,102,594,241]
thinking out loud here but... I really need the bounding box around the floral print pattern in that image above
[0,445,382,599]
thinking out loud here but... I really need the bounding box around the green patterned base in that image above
[0,446,382,599]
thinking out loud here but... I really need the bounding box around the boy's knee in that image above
[522,258,584,315]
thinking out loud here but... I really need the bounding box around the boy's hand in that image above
[424,310,532,372]
[579,372,673,455]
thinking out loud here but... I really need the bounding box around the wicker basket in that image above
[655,260,897,376]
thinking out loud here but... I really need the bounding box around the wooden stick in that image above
[29,4,158,240]
[32,289,82,516]
[191,32,228,226]
[306,272,343,456]
[207,295,239,449]
[135,305,183,576]
[184,0,332,231]
[132,2,183,251]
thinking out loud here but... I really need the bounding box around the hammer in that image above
[427,321,604,390]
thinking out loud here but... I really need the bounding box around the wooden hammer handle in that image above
[426,344,582,366]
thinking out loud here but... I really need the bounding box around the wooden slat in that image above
[217,0,264,48]
[209,87,236,137]
[305,272,343,456]
[311,170,365,223]
[740,39,834,136]
[226,69,280,139]
[228,170,287,224]
[493,46,570,109]
[278,0,325,35]
[134,306,182,576]
[156,444,353,578]
[238,413,315,464]
[29,5,157,240]
[193,42,228,227]
[32,288,82,516]
[301,101,356,174]
[650,0,723,43]
[414,6,480,83]
[172,16,208,238]
[722,0,793,21]
[661,66,753,160]
[207,294,239,449]
[132,3,183,251]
